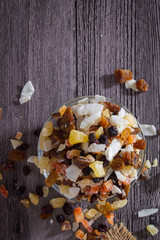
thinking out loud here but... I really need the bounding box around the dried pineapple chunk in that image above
[147,225,158,236]
[95,127,104,139]
[69,130,88,145]
[85,208,98,219]
[41,121,53,136]
[89,161,105,177]
[144,160,151,169]
[111,199,127,210]
[121,166,134,176]
[42,186,49,197]
[103,109,110,118]
[37,156,52,174]
[124,114,137,127]
[49,197,66,208]
[29,193,39,205]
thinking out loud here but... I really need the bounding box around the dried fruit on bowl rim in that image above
[37,95,146,202]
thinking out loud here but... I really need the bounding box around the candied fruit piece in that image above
[85,186,99,196]
[89,161,105,178]
[42,186,49,197]
[7,150,26,161]
[61,220,71,231]
[0,161,14,171]
[96,202,113,216]
[114,69,133,83]
[74,207,84,223]
[102,109,110,118]
[73,156,93,169]
[139,167,151,181]
[29,193,39,205]
[110,157,125,171]
[41,121,53,136]
[131,127,141,135]
[100,179,113,196]
[0,185,9,198]
[99,116,109,129]
[124,114,137,127]
[20,198,30,208]
[69,130,88,145]
[103,101,120,114]
[147,224,158,236]
[136,79,149,92]
[85,209,98,219]
[134,139,146,150]
[59,105,67,116]
[95,127,104,139]
[111,199,127,210]
[81,219,93,232]
[60,107,76,135]
[49,197,66,208]
[105,213,114,225]
[45,169,58,187]
[127,135,137,144]
[121,128,131,140]
[123,152,131,165]
[75,229,84,239]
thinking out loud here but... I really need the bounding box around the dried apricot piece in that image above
[45,169,58,187]
[74,207,84,223]
[133,139,146,150]
[75,229,84,239]
[103,101,120,114]
[7,150,26,161]
[114,69,133,83]
[121,128,131,140]
[110,157,125,171]
[136,79,148,92]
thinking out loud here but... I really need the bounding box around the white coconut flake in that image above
[80,112,101,130]
[95,95,106,102]
[68,187,80,198]
[138,208,158,218]
[112,185,122,195]
[144,160,152,169]
[152,158,158,167]
[121,144,134,155]
[118,108,126,118]
[66,164,82,182]
[115,171,127,182]
[140,124,157,136]
[27,155,38,164]
[57,144,66,152]
[19,81,35,104]
[122,190,126,198]
[104,168,113,181]
[78,97,88,104]
[10,139,23,149]
[88,143,106,153]
[110,115,129,127]
[105,138,122,161]
[72,222,79,232]
[125,79,138,91]
[81,142,89,154]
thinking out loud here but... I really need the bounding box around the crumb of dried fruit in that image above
[7,150,26,161]
[23,166,31,176]
[49,197,66,208]
[61,220,71,231]
[10,139,23,149]
[15,132,23,140]
[121,128,131,140]
[40,205,53,220]
[75,229,84,239]
[133,139,146,150]
[114,69,133,83]
[152,158,158,167]
[0,185,9,198]
[85,209,98,219]
[136,79,148,92]
[0,161,14,171]
[139,167,151,181]
[45,169,58,187]
[0,108,2,120]
[0,173,3,181]
[29,193,39,205]
[42,186,49,197]
[144,160,151,169]
[20,198,30,208]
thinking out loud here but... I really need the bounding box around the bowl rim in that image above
[38,95,146,203]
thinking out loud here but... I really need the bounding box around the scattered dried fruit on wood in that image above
[29,193,39,205]
[42,186,49,197]
[20,198,30,208]
[114,69,133,83]
[0,161,14,171]
[61,220,71,231]
[136,79,148,91]
[49,197,66,208]
[45,169,58,187]
[147,224,158,236]
[7,150,26,161]
[15,132,23,140]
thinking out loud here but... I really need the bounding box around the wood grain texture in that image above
[0,0,160,239]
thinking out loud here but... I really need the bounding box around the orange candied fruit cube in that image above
[81,219,93,232]
[99,116,109,129]
[105,213,114,225]
[75,229,84,239]
[74,207,84,223]
[59,105,67,116]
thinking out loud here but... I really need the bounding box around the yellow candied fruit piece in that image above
[89,161,105,178]
[42,186,49,197]
[41,121,53,137]
[85,208,98,219]
[0,173,3,181]
[98,198,107,205]
[29,193,39,205]
[59,105,67,116]
[49,197,66,208]
[144,160,151,169]
[37,156,52,174]
[124,114,137,127]
[95,127,104,139]
[121,166,134,176]
[39,134,50,150]
[147,225,158,236]
[102,109,110,118]
[111,199,127,210]
[58,185,70,195]
[69,130,88,145]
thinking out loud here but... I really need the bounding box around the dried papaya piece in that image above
[45,169,58,187]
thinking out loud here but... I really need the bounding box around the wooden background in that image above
[0,0,160,239]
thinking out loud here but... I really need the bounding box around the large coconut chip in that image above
[105,222,136,240]
[19,81,35,104]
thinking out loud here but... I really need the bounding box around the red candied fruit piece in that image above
[0,185,9,198]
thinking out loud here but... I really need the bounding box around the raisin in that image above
[107,126,118,138]
[17,143,30,151]
[123,152,131,165]
[73,156,93,169]
[20,198,30,208]
[131,151,139,169]
[22,166,31,176]
[0,161,14,171]
[80,150,85,156]
[139,167,151,181]
[45,169,58,187]
[56,215,65,223]
[82,166,91,176]
[149,215,157,225]
[33,129,41,137]
[36,186,43,197]
[7,150,26,161]
[89,133,97,145]
[98,224,108,232]
[103,102,120,114]
[133,139,146,150]
[131,128,141,135]
[17,186,26,195]
[93,178,102,183]
[64,158,72,166]
[60,107,76,135]
[90,194,97,203]
[121,128,131,140]
[157,129,160,135]
[114,69,133,83]
[110,157,125,171]
[63,202,73,215]
[40,205,53,220]
[136,79,148,92]
[99,135,109,145]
